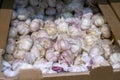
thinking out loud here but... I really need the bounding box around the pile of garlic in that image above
[2,0,120,77]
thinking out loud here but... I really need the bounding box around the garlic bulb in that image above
[45,48,60,62]
[25,18,31,26]
[13,49,29,60]
[89,45,104,58]
[110,53,120,64]
[68,65,88,72]
[17,35,33,51]
[101,24,111,39]
[92,14,105,27]
[4,54,14,61]
[17,22,30,35]
[11,19,19,27]
[6,43,15,54]
[55,18,68,33]
[82,7,93,18]
[29,0,39,6]
[54,39,70,51]
[39,0,48,9]
[17,8,29,20]
[112,63,120,69]
[44,21,57,37]
[12,10,18,20]
[56,1,64,13]
[92,56,110,68]
[9,27,17,38]
[81,18,91,30]
[61,12,73,19]
[60,50,74,65]
[47,0,56,7]
[8,38,16,45]
[14,0,28,8]
[31,30,49,40]
[46,8,56,16]
[30,19,40,32]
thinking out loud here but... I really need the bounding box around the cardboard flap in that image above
[18,69,43,80]
[90,66,113,80]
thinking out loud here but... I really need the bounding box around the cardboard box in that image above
[0,0,120,80]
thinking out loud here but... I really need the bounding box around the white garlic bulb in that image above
[13,49,29,60]
[9,27,17,38]
[12,10,18,20]
[92,14,105,27]
[89,45,104,58]
[17,8,29,20]
[46,8,56,16]
[30,19,40,32]
[25,18,31,26]
[17,35,33,51]
[6,43,15,54]
[8,38,16,45]
[29,0,39,6]
[17,22,30,35]
[45,48,60,62]
[81,18,91,30]
[101,24,111,39]
[112,63,120,69]
[110,53,120,64]
[83,7,93,18]
[47,0,56,7]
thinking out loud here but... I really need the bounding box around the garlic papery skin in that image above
[45,8,56,16]
[17,8,29,20]
[92,56,110,68]
[81,18,91,30]
[89,45,104,58]
[13,49,29,60]
[45,48,60,62]
[47,0,56,7]
[92,14,105,27]
[17,35,33,51]
[101,24,111,39]
[30,19,40,32]
[55,18,69,33]
[54,39,70,51]
[17,22,30,35]
[110,53,120,64]
[60,50,74,65]
[29,0,39,6]
[31,30,50,40]
[12,10,18,20]
[9,27,17,38]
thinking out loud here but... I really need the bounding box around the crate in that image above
[0,0,120,80]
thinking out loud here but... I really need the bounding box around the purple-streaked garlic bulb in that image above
[45,48,60,62]
[101,24,111,39]
[17,35,33,51]
[47,0,56,7]
[44,21,57,37]
[82,7,93,18]
[92,13,105,27]
[9,27,17,38]
[68,65,88,72]
[92,56,110,68]
[55,18,68,33]
[37,37,52,49]
[31,30,50,40]
[13,49,29,60]
[67,2,83,12]
[60,50,74,65]
[89,45,104,58]
[17,22,30,35]
[54,39,70,51]
[4,54,14,62]
[24,45,41,64]
[12,10,18,20]
[30,19,41,32]
[81,17,91,30]
[6,43,15,54]
[46,8,56,16]
[101,39,113,59]
[11,19,19,27]
[14,0,28,8]
[52,63,69,72]
[25,18,31,26]
[29,0,39,6]
[110,53,120,64]
[68,38,82,56]
[17,8,29,20]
